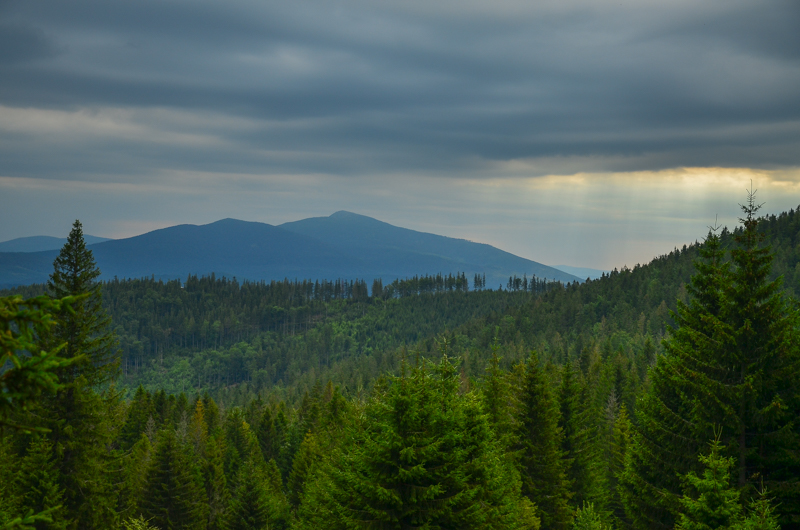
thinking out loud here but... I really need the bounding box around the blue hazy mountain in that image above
[0,235,111,253]
[552,265,608,281]
[280,211,577,285]
[0,213,580,287]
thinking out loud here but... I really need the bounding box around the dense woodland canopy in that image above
[2,198,800,529]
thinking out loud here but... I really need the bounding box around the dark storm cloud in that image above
[0,0,799,179]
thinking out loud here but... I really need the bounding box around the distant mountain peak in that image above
[329,210,368,219]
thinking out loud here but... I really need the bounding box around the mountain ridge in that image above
[0,212,580,287]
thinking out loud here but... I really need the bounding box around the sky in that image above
[1,0,799,270]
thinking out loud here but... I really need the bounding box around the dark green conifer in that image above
[226,460,271,530]
[516,352,573,530]
[676,438,742,530]
[38,220,121,529]
[623,193,800,528]
[118,434,152,518]
[204,434,230,530]
[558,361,597,509]
[298,353,538,529]
[256,406,278,464]
[140,429,206,530]
[13,437,67,530]
[120,386,153,451]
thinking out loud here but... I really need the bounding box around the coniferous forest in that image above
[3,194,800,529]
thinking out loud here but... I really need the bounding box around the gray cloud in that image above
[0,0,798,179]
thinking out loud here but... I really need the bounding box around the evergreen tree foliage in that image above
[118,434,152,518]
[121,516,160,530]
[516,352,573,530]
[481,340,517,452]
[604,403,631,528]
[676,438,743,530]
[572,503,609,530]
[256,405,279,464]
[623,194,800,529]
[558,361,597,510]
[297,353,538,529]
[226,460,271,530]
[31,221,123,529]
[0,294,79,431]
[12,437,67,530]
[287,432,321,508]
[140,429,207,530]
[47,220,118,386]
[120,386,154,451]
[204,434,230,530]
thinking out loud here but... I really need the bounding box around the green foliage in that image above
[676,438,743,530]
[559,361,599,510]
[0,294,80,431]
[140,429,207,530]
[623,195,800,529]
[121,516,160,530]
[11,437,67,530]
[46,220,118,387]
[297,351,538,529]
[516,352,573,530]
[572,503,609,530]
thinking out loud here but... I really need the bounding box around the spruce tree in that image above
[558,361,597,510]
[120,386,153,451]
[36,220,122,529]
[622,193,800,528]
[204,434,230,530]
[297,354,538,529]
[47,220,118,385]
[12,437,68,530]
[516,352,573,530]
[676,438,743,530]
[226,460,271,530]
[140,429,207,530]
[118,434,152,518]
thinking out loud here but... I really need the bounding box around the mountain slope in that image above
[280,211,578,283]
[0,214,580,287]
[0,235,111,252]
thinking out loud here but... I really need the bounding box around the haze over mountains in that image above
[0,211,581,288]
[0,235,112,253]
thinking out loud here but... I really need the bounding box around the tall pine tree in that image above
[622,193,800,528]
[515,352,573,530]
[37,220,121,529]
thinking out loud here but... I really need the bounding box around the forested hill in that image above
[0,212,579,288]
[4,206,798,408]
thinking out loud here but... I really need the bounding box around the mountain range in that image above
[0,211,581,288]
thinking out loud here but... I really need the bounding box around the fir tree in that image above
[622,196,800,528]
[226,460,271,530]
[255,405,279,464]
[516,352,573,530]
[204,434,230,530]
[572,503,609,530]
[120,386,153,451]
[118,434,152,518]
[140,429,207,530]
[558,361,597,510]
[12,437,67,530]
[297,353,538,529]
[36,220,122,529]
[47,220,118,386]
[676,438,743,530]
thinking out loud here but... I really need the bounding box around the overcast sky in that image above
[1,0,799,269]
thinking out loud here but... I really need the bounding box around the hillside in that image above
[0,213,579,288]
[6,207,799,404]
[0,234,111,252]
